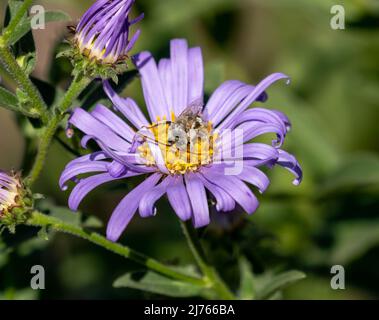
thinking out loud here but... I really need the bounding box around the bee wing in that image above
[179,99,204,118]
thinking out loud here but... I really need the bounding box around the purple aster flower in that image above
[0,171,22,216]
[75,0,143,64]
[60,39,302,242]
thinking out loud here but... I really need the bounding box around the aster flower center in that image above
[138,112,218,175]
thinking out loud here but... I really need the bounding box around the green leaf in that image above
[8,2,36,71]
[167,265,201,279]
[7,11,71,46]
[3,0,30,44]
[37,199,105,230]
[113,271,204,298]
[82,216,104,229]
[37,199,81,227]
[3,0,26,28]
[17,52,36,75]
[44,11,71,24]
[330,220,379,265]
[0,86,19,111]
[321,153,379,195]
[50,207,81,227]
[255,270,306,300]
[17,237,50,256]
[238,258,256,300]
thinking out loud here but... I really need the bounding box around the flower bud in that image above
[0,171,32,232]
[62,0,143,81]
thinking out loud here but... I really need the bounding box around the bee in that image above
[134,100,208,153]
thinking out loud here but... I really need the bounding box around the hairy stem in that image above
[26,73,91,186]
[0,42,48,123]
[26,115,60,186]
[57,72,91,114]
[27,211,205,286]
[181,221,235,300]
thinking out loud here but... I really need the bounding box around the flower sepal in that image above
[57,43,129,84]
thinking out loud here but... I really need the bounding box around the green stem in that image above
[2,0,33,44]
[27,211,205,286]
[57,72,91,114]
[0,43,48,123]
[26,73,91,186]
[180,221,235,300]
[26,115,60,186]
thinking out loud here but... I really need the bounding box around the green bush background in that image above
[0,0,379,299]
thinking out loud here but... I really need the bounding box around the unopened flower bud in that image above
[61,0,143,82]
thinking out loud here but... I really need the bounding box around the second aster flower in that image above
[60,39,303,242]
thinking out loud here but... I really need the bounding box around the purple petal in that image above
[68,171,144,211]
[60,160,109,190]
[229,108,289,135]
[272,109,292,131]
[277,149,303,186]
[0,179,14,190]
[69,108,130,152]
[158,58,174,112]
[204,80,245,120]
[211,84,254,127]
[129,12,144,25]
[139,177,170,218]
[166,175,192,221]
[201,170,259,215]
[106,173,162,241]
[197,174,236,212]
[65,152,108,169]
[90,104,135,143]
[184,173,210,228]
[218,73,290,130]
[125,28,141,52]
[107,161,128,178]
[103,80,149,128]
[209,164,269,193]
[77,0,141,62]
[0,172,17,183]
[133,52,169,120]
[237,121,285,146]
[188,47,204,105]
[242,143,279,167]
[218,123,285,161]
[238,166,270,193]
[170,39,189,115]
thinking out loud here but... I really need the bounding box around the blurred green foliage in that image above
[0,0,379,299]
